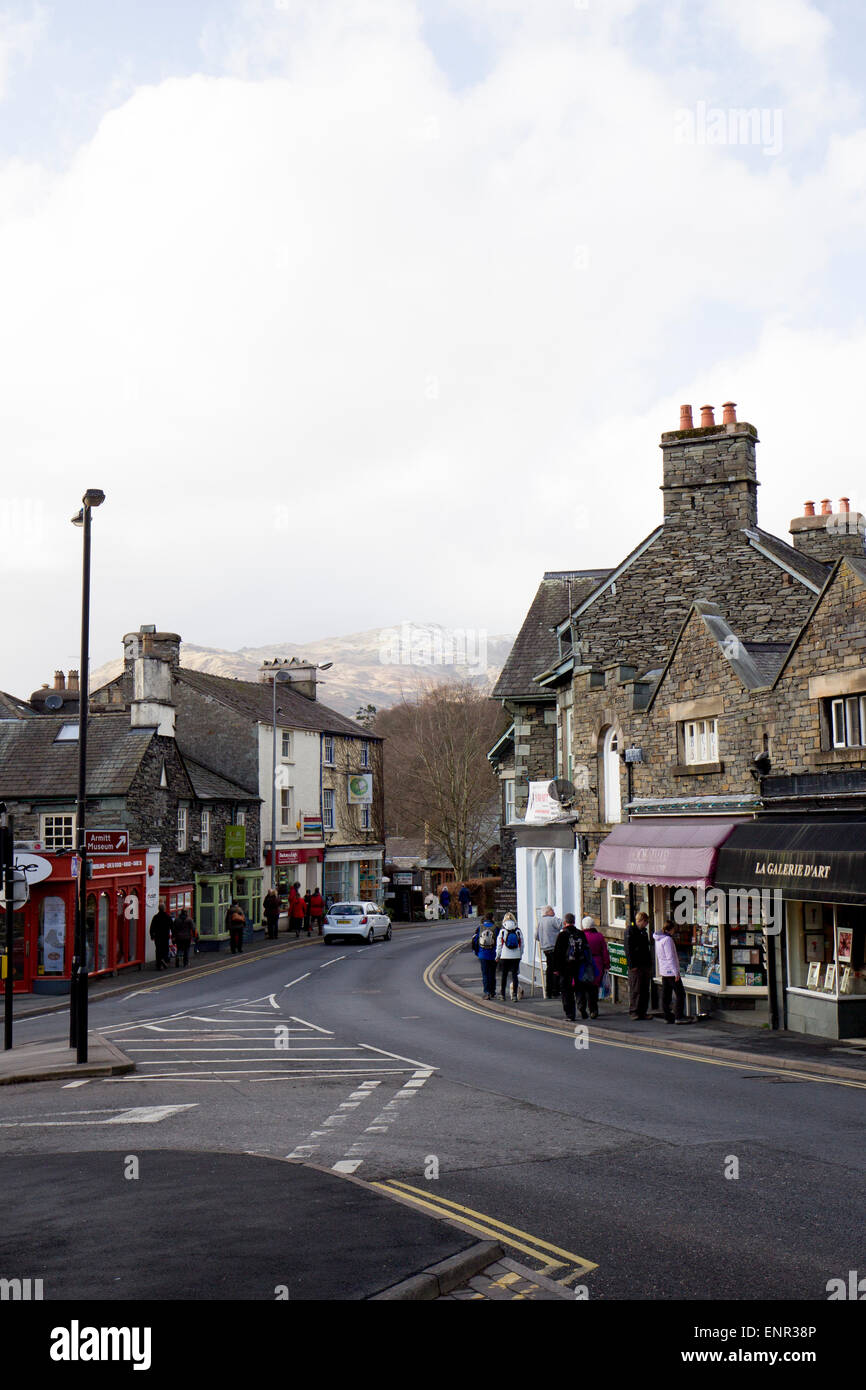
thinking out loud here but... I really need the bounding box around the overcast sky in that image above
[1,0,865,697]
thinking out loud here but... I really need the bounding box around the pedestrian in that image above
[496,912,523,1001]
[149,903,173,971]
[552,913,594,1022]
[654,919,689,1024]
[472,915,498,1000]
[303,889,312,936]
[582,915,610,1020]
[263,889,281,941]
[536,905,562,999]
[625,910,653,1020]
[439,885,451,919]
[309,887,325,935]
[290,884,306,938]
[226,900,246,954]
[458,883,471,919]
[172,908,194,967]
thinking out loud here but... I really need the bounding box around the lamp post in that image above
[69,489,105,1063]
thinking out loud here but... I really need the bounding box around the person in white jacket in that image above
[654,920,689,1024]
[496,912,524,1001]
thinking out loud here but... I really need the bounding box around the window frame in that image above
[682,717,719,766]
[200,810,210,854]
[323,788,335,830]
[323,736,335,766]
[40,813,76,852]
[177,805,188,852]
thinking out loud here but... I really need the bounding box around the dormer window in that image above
[54,724,79,741]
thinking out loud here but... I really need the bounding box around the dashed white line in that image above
[281,974,311,989]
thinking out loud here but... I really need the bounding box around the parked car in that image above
[323,902,392,945]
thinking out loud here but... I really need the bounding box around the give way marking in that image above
[0,1104,198,1127]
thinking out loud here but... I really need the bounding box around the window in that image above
[830,696,866,748]
[683,718,719,765]
[41,814,75,851]
[236,810,246,827]
[324,736,335,766]
[608,879,627,926]
[280,787,294,828]
[201,810,210,853]
[177,806,188,852]
[281,730,293,761]
[504,779,516,824]
[361,741,370,769]
[601,726,622,823]
[323,788,335,830]
[361,804,371,830]
[54,724,79,741]
[564,706,573,782]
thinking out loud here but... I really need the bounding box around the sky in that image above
[1,0,865,695]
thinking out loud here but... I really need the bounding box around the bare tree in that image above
[375,681,506,879]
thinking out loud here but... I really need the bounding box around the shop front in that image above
[714,821,866,1038]
[195,868,265,950]
[512,824,580,986]
[264,848,324,897]
[9,848,149,995]
[594,818,770,1020]
[323,848,384,905]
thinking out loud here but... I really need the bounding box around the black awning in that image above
[714,821,866,904]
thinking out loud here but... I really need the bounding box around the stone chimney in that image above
[67,671,79,693]
[53,670,66,691]
[123,626,180,737]
[789,498,866,562]
[260,657,320,702]
[660,401,759,534]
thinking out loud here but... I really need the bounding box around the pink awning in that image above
[593,820,739,888]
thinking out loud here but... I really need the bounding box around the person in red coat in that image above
[289,882,306,938]
[309,888,326,935]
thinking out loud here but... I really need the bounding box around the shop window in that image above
[40,814,75,851]
[97,893,110,972]
[682,718,719,765]
[323,789,335,830]
[201,811,210,854]
[38,896,66,975]
[359,859,377,899]
[789,901,866,996]
[126,891,140,961]
[85,893,97,972]
[281,730,294,761]
[601,726,622,823]
[324,737,335,766]
[829,695,866,748]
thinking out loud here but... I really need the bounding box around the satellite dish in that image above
[548,779,577,806]
[44,694,64,710]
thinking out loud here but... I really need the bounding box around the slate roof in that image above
[745,528,829,591]
[183,757,260,802]
[741,642,790,686]
[0,715,153,797]
[385,835,453,869]
[177,669,381,740]
[493,571,609,700]
[0,691,36,719]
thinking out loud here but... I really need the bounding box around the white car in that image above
[323,902,392,945]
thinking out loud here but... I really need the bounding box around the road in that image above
[4,923,865,1302]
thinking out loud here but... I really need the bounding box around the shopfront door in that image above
[6,906,32,992]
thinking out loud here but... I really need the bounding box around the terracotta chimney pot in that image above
[803,501,815,516]
[679,404,693,430]
[53,670,65,691]
[700,404,715,427]
[840,497,850,513]
[821,499,832,515]
[721,401,737,424]
[68,670,79,692]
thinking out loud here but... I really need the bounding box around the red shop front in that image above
[10,850,150,995]
[264,847,324,896]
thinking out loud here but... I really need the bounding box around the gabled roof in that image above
[182,756,260,802]
[646,602,785,712]
[555,529,663,636]
[770,555,866,689]
[385,835,453,870]
[0,715,154,797]
[177,669,381,740]
[0,690,36,719]
[493,571,609,700]
[743,528,828,592]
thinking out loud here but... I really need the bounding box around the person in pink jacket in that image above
[581,915,610,1019]
[654,920,689,1024]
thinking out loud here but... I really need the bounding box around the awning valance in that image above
[714,821,866,905]
[594,820,739,888]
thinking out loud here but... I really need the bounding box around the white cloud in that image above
[0,0,864,694]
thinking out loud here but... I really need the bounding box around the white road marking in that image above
[319,956,346,969]
[0,1104,197,1127]
[358,1043,438,1070]
[62,1079,90,1089]
[281,975,311,989]
[288,1015,333,1034]
[332,1160,363,1174]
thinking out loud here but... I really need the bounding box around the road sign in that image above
[84,830,129,854]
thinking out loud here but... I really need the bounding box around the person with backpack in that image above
[582,915,610,1019]
[496,912,524,1001]
[552,913,594,1022]
[472,915,498,999]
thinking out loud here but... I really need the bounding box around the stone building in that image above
[492,401,865,1028]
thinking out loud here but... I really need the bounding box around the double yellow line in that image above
[373,1179,596,1280]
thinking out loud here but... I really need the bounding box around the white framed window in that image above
[602,726,622,823]
[361,804,371,830]
[40,813,76,851]
[683,718,719,765]
[236,810,246,827]
[565,706,573,782]
[504,778,516,824]
[323,788,335,830]
[608,879,627,926]
[830,696,866,748]
[324,736,335,766]
[360,740,370,769]
[201,810,210,854]
[54,724,79,742]
[281,730,293,761]
[177,806,188,852]
[280,787,293,828]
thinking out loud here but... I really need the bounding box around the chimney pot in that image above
[821,498,832,516]
[721,401,737,425]
[53,670,65,691]
[840,497,850,513]
[67,670,79,692]
[803,500,815,516]
[679,404,693,430]
[700,404,715,428]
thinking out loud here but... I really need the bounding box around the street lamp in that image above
[69,488,105,1063]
